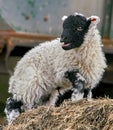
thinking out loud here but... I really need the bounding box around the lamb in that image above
[4,12,107,124]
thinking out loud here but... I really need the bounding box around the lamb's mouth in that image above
[62,43,72,48]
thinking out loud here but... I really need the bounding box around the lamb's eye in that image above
[76,27,83,31]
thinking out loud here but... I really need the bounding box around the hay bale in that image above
[3,98,113,130]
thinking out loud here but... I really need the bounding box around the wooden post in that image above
[102,0,113,38]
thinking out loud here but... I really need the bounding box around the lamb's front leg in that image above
[55,70,92,106]
[65,70,92,101]
[65,70,84,101]
[55,70,85,106]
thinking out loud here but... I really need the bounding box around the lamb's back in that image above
[8,38,64,95]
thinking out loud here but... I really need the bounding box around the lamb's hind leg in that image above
[55,89,73,107]
[4,97,23,125]
[84,88,92,100]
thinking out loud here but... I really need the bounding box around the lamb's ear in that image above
[62,15,68,21]
[87,16,100,26]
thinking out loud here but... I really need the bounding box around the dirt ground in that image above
[2,98,113,130]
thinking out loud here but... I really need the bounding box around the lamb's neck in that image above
[77,29,103,58]
[63,28,103,68]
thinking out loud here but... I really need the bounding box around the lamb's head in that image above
[60,13,100,50]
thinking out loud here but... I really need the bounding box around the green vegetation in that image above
[0,57,20,118]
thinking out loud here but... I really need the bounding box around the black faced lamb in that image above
[4,12,107,124]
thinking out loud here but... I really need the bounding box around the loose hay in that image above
[3,98,113,130]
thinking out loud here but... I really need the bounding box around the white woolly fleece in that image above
[8,26,107,110]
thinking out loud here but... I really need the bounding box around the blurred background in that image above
[0,0,113,125]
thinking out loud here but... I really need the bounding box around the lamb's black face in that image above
[60,15,91,50]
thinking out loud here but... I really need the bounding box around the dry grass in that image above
[3,98,113,130]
